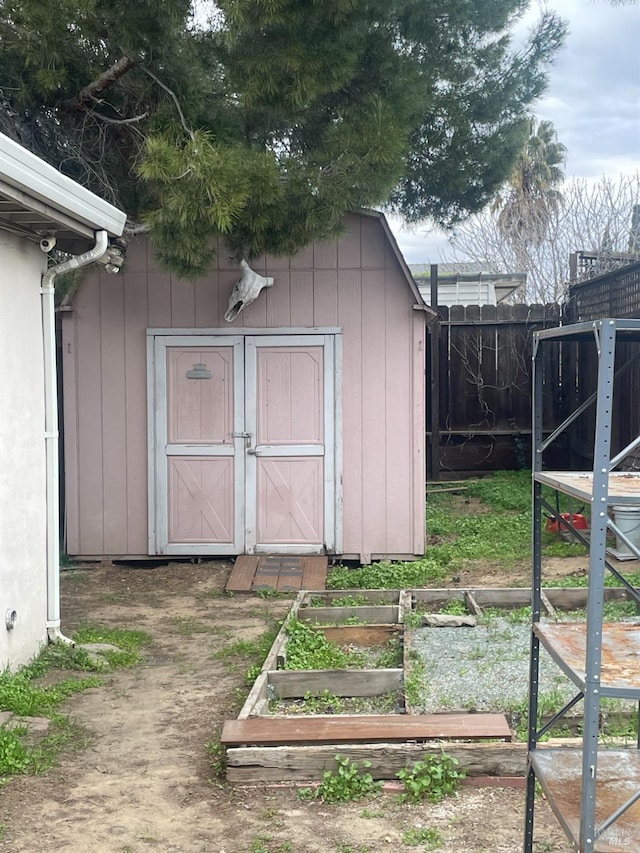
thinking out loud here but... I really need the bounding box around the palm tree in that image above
[495,117,566,247]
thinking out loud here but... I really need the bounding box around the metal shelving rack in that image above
[525,319,640,853]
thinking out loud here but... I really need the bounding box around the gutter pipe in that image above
[41,230,108,644]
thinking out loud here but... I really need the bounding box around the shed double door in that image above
[149,334,337,555]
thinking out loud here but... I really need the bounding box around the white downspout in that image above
[42,230,109,644]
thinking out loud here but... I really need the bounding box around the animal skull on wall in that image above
[224,260,275,322]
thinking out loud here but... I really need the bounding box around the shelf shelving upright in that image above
[525,319,640,853]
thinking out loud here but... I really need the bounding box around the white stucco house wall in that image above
[0,133,126,670]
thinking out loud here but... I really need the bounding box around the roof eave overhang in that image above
[0,133,126,240]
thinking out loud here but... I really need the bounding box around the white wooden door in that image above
[244,335,336,554]
[150,332,338,555]
[150,335,245,555]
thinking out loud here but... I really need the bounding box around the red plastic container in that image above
[545,513,589,535]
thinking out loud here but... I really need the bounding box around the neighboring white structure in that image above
[411,266,526,307]
[0,134,125,670]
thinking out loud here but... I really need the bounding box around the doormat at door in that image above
[226,555,328,593]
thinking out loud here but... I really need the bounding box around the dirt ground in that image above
[0,558,588,853]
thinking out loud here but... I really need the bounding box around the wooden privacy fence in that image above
[566,261,640,471]
[427,303,568,477]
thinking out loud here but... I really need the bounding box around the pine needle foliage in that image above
[0,0,566,277]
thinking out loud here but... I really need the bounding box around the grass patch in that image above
[0,670,102,717]
[213,623,282,687]
[73,624,150,652]
[328,558,446,590]
[327,470,595,590]
[71,624,151,668]
[0,624,149,783]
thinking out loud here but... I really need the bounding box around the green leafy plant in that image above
[404,652,428,709]
[206,736,227,777]
[315,755,382,803]
[0,728,31,776]
[319,595,372,607]
[284,620,364,670]
[438,599,467,616]
[297,787,314,801]
[404,611,422,629]
[396,753,464,803]
[327,558,446,590]
[402,827,442,848]
[0,671,102,717]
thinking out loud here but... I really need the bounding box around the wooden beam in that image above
[221,713,512,746]
[225,741,527,782]
[314,624,400,645]
[300,605,399,625]
[301,557,328,590]
[267,669,403,699]
[226,555,260,592]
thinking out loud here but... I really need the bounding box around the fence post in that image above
[429,264,440,481]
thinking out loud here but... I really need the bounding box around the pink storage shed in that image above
[61,210,433,564]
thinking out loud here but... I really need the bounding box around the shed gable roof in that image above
[358,209,436,320]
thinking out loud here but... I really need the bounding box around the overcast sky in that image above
[390,0,640,264]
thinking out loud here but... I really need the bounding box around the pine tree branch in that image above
[67,55,137,110]
[139,66,195,140]
[91,111,149,125]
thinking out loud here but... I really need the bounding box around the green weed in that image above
[283,620,365,670]
[308,594,372,607]
[206,736,227,777]
[0,728,31,776]
[326,470,596,589]
[315,755,382,803]
[402,827,442,849]
[404,652,428,709]
[404,611,423,628]
[438,599,467,616]
[328,558,446,590]
[396,753,464,803]
[0,671,101,716]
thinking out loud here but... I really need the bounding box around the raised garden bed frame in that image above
[221,586,636,783]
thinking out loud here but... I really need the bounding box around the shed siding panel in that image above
[289,270,314,327]
[171,277,196,328]
[314,237,338,270]
[65,214,426,558]
[266,270,291,327]
[338,215,361,268]
[361,216,385,269]
[147,267,172,328]
[337,269,363,554]
[75,275,104,553]
[313,269,338,327]
[360,268,388,554]
[194,277,220,328]
[383,277,413,552]
[290,243,314,270]
[123,271,149,554]
[100,276,128,552]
